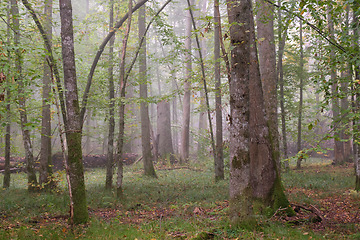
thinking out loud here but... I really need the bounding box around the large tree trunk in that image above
[138,5,156,177]
[11,0,38,191]
[59,0,88,224]
[227,0,292,225]
[105,0,115,190]
[296,20,304,169]
[227,0,252,223]
[180,0,193,163]
[256,0,280,169]
[157,101,175,163]
[39,0,55,189]
[214,0,224,181]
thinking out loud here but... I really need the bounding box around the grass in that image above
[0,159,358,239]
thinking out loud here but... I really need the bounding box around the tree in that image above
[227,0,292,225]
[105,0,115,190]
[296,20,304,169]
[157,100,175,163]
[214,0,224,181]
[256,0,280,168]
[59,0,88,224]
[138,4,156,177]
[328,5,345,166]
[180,0,193,163]
[39,0,55,189]
[11,0,38,191]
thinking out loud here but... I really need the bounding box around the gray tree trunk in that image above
[157,101,175,163]
[214,0,224,181]
[139,5,156,177]
[296,20,304,169]
[39,0,54,189]
[256,0,280,169]
[180,0,193,163]
[328,7,345,165]
[105,0,115,190]
[3,3,11,189]
[59,0,88,224]
[11,0,38,191]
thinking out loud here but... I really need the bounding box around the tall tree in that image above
[277,0,289,166]
[3,2,11,189]
[59,0,88,224]
[180,0,193,163]
[214,0,224,180]
[353,1,360,191]
[227,0,292,225]
[138,4,157,177]
[328,5,345,165]
[296,20,304,169]
[256,0,280,168]
[157,100,175,163]
[11,0,38,191]
[105,0,115,190]
[39,0,55,189]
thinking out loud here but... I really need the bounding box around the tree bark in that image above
[105,0,115,190]
[138,4,157,177]
[39,0,54,189]
[296,20,304,169]
[180,0,193,163]
[3,3,11,189]
[256,0,280,169]
[59,0,88,224]
[157,100,175,163]
[11,0,38,191]
[328,7,345,165]
[227,0,253,224]
[277,0,289,167]
[214,0,224,181]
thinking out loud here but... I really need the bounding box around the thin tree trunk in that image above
[105,0,115,190]
[3,3,11,189]
[116,0,133,197]
[59,0,88,224]
[39,0,54,189]
[296,20,304,169]
[277,0,289,168]
[328,7,345,165]
[11,0,38,191]
[138,4,157,177]
[214,0,224,181]
[180,0,193,163]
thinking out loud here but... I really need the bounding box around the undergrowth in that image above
[0,159,357,239]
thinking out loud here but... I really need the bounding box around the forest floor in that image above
[0,158,359,239]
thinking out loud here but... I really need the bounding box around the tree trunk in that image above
[3,3,11,189]
[105,0,115,190]
[157,101,175,163]
[214,0,224,181]
[139,4,157,177]
[328,7,345,165]
[11,0,38,191]
[296,20,304,169]
[353,1,360,191]
[256,0,280,170]
[39,0,55,190]
[227,0,292,225]
[277,0,289,168]
[59,0,88,224]
[180,0,193,163]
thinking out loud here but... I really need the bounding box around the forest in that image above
[0,0,360,239]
